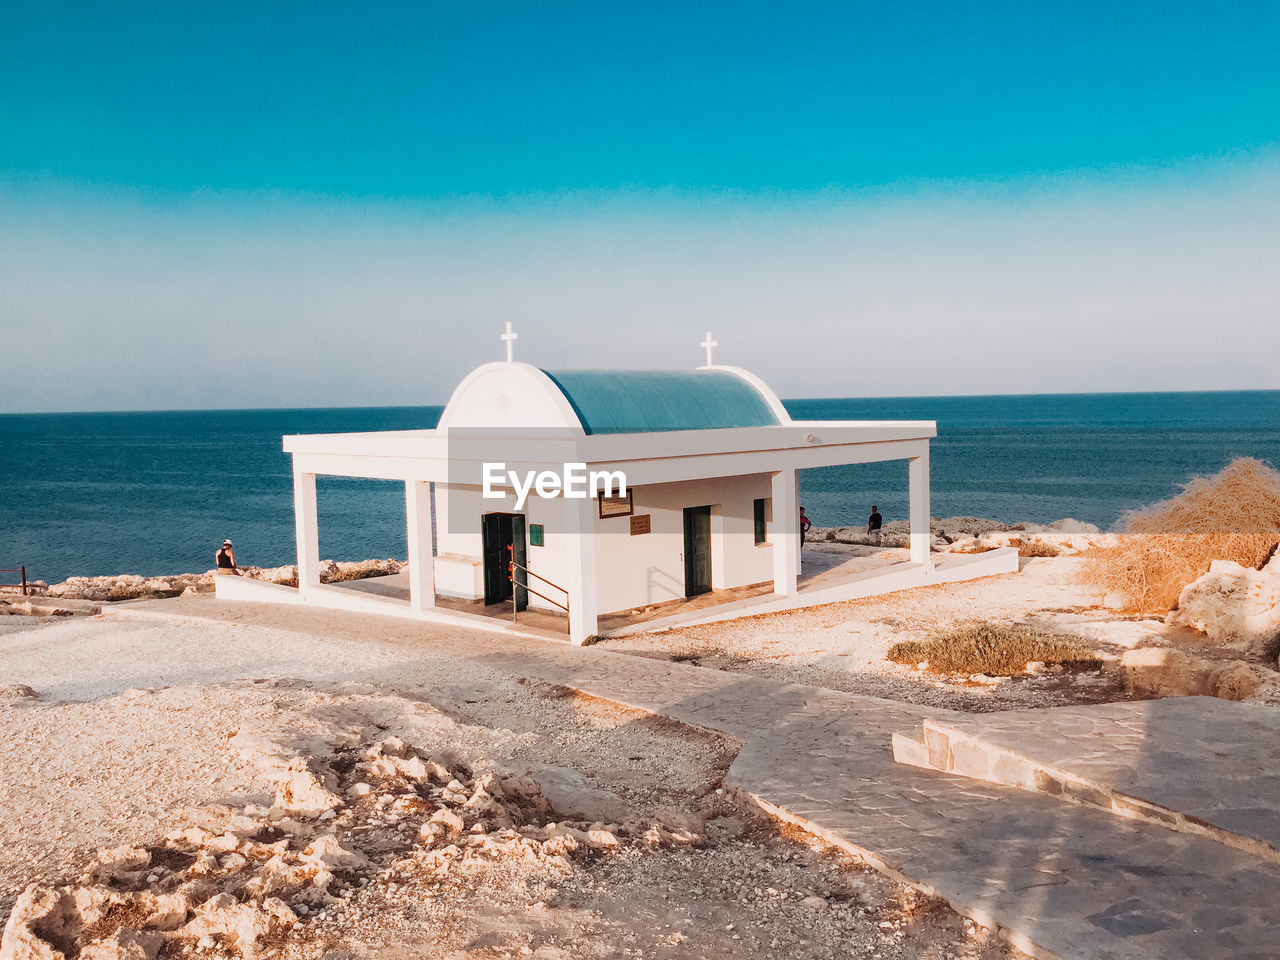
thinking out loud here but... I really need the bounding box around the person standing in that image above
[215,539,242,576]
[867,506,883,547]
[799,506,812,542]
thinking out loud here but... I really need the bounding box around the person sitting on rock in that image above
[215,539,242,576]
[867,506,883,547]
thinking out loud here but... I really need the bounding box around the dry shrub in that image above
[1018,540,1061,558]
[887,621,1098,676]
[1083,458,1280,612]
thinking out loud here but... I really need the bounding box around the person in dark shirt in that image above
[215,539,241,576]
[867,506,883,547]
[799,506,812,542]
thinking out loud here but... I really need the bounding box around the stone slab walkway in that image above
[895,697,1280,862]
[111,597,1280,960]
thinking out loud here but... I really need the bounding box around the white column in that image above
[771,468,799,596]
[909,447,932,567]
[794,468,803,569]
[405,479,435,610]
[293,469,321,598]
[564,494,599,645]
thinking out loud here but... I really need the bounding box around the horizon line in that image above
[4,385,1280,418]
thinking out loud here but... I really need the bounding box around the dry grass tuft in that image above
[886,621,1098,676]
[1082,458,1280,612]
[1018,540,1061,558]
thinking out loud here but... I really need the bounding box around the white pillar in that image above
[293,469,321,597]
[564,494,599,645]
[771,468,799,596]
[794,468,803,569]
[405,479,435,610]
[909,448,932,567]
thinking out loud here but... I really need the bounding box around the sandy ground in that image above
[600,556,1130,712]
[0,612,1016,959]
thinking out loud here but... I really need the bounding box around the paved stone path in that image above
[115,598,1280,960]
[896,697,1280,862]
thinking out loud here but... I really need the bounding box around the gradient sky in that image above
[2,2,1278,411]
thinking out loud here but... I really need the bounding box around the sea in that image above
[2,391,1278,585]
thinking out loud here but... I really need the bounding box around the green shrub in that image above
[887,621,1099,675]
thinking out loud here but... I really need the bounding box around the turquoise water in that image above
[2,391,1278,583]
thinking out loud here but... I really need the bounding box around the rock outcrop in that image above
[30,558,407,604]
[808,516,1116,556]
[0,732,703,960]
[1118,647,1272,701]
[1166,553,1280,659]
[975,520,1118,556]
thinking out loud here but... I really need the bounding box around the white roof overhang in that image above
[282,420,935,486]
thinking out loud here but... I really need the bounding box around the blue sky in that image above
[2,2,1279,410]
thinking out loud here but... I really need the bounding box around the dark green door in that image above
[683,505,712,598]
[511,514,528,612]
[481,513,507,604]
[482,513,527,608]
[482,513,511,604]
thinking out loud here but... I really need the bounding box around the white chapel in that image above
[218,331,1015,644]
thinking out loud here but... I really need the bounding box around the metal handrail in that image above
[0,566,29,596]
[509,560,568,598]
[508,559,570,622]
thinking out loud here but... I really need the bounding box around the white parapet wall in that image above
[213,547,1019,645]
[213,573,562,639]
[214,576,306,605]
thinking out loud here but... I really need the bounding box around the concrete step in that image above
[891,697,1280,863]
[889,730,931,768]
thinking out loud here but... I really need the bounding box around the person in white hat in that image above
[215,539,241,576]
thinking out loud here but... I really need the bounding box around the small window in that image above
[754,498,769,544]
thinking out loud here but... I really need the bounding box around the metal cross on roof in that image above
[699,331,718,368]
[501,321,518,362]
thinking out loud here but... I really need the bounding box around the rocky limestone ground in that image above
[601,552,1280,713]
[0,617,1016,960]
[1114,550,1280,706]
[599,555,1128,712]
[6,523,1275,956]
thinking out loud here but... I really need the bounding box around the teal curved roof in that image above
[541,369,780,435]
